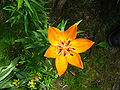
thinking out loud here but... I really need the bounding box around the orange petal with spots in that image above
[48,26,65,46]
[55,55,68,76]
[64,24,77,40]
[44,45,58,58]
[66,52,83,68]
[71,38,94,53]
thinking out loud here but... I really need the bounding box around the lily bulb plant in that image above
[44,22,94,76]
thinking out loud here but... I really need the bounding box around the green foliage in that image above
[0,57,19,89]
[15,30,48,50]
[7,24,57,89]
[3,0,49,32]
[75,20,82,25]
[77,30,86,34]
[0,30,57,89]
[1,0,58,89]
[0,57,19,81]
[97,41,109,47]
[57,20,68,32]
[0,22,17,67]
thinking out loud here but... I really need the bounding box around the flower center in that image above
[57,40,75,56]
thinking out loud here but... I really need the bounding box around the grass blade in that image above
[17,0,23,10]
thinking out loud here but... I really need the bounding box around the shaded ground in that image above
[49,0,120,89]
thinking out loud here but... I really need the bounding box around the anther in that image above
[58,49,62,53]
[70,54,73,56]
[67,48,70,51]
[67,40,71,45]
[72,48,75,50]
[61,42,64,45]
[64,53,66,56]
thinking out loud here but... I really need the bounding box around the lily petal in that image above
[55,55,68,76]
[71,39,94,53]
[67,52,83,68]
[48,26,65,46]
[64,24,77,40]
[44,45,58,58]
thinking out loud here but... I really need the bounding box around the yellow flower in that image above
[30,84,35,88]
[27,80,36,88]
[12,79,19,86]
[34,75,39,81]
[44,24,94,76]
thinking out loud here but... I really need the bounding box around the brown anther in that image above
[64,53,66,56]
[58,49,62,53]
[61,42,64,45]
[67,48,70,51]
[70,54,73,56]
[72,48,75,50]
[67,40,71,45]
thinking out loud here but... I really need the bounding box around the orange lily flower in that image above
[44,24,94,76]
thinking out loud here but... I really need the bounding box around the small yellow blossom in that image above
[30,84,35,88]
[12,79,19,86]
[34,75,39,81]
[27,80,36,88]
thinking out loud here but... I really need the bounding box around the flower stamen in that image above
[70,54,74,56]
[57,40,72,56]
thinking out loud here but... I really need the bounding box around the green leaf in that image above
[32,20,42,30]
[57,20,68,32]
[6,16,16,23]
[15,38,26,43]
[97,42,109,47]
[17,0,23,10]
[0,57,19,81]
[15,71,28,79]
[0,66,7,72]
[31,0,44,9]
[3,6,15,11]
[32,31,40,38]
[0,73,14,89]
[25,44,36,49]
[39,0,48,5]
[61,20,68,32]
[38,46,48,54]
[11,16,18,27]
[75,20,82,25]
[37,29,48,34]
[77,30,86,34]
[24,11,28,33]
[24,0,34,13]
[32,7,42,25]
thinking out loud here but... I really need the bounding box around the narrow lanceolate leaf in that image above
[77,30,86,34]
[6,16,16,23]
[39,0,48,5]
[61,20,68,32]
[3,6,15,11]
[31,0,44,9]
[75,20,82,25]
[24,0,34,13]
[97,42,109,47]
[24,12,28,33]
[17,0,23,10]
[57,20,68,32]
[0,57,19,81]
[0,73,14,88]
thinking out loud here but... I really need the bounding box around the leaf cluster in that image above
[3,0,49,32]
